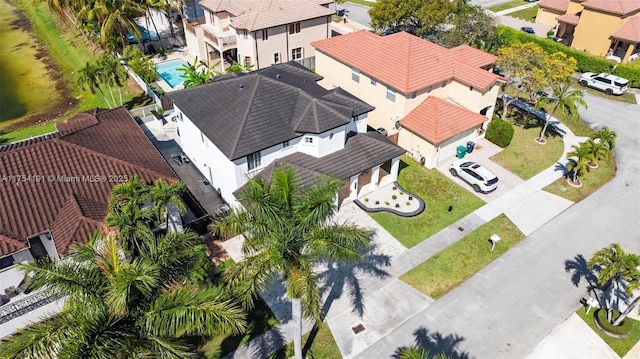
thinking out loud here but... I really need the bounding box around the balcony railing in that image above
[202,26,237,49]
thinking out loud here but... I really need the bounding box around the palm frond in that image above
[286,258,322,324]
[307,224,371,263]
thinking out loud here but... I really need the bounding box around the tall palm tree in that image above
[105,201,154,253]
[109,175,151,209]
[149,178,187,227]
[566,144,592,185]
[591,126,617,152]
[76,0,145,51]
[77,61,114,108]
[584,138,609,168]
[588,244,640,325]
[211,166,371,359]
[1,231,246,359]
[536,81,587,143]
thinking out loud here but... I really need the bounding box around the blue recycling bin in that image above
[466,141,476,154]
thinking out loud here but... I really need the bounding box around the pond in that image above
[0,0,64,130]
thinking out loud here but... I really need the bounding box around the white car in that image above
[449,161,499,193]
[579,73,629,95]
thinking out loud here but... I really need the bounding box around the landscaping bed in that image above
[544,154,616,202]
[400,214,525,299]
[370,156,485,248]
[577,308,640,357]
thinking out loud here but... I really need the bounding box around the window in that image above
[247,151,262,171]
[273,52,280,64]
[386,87,396,102]
[262,29,268,41]
[411,91,417,99]
[282,140,290,148]
[352,68,360,83]
[371,78,377,86]
[244,56,252,67]
[441,80,446,88]
[304,136,313,144]
[289,22,301,34]
[243,30,248,39]
[427,86,432,93]
[291,47,303,60]
[0,255,14,270]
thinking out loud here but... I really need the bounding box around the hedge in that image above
[596,308,634,336]
[486,118,514,148]
[495,26,640,87]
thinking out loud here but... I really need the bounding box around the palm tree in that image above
[584,138,609,168]
[1,231,246,358]
[211,166,371,359]
[399,346,453,359]
[566,144,592,185]
[77,61,114,108]
[109,175,151,209]
[149,178,187,227]
[178,57,219,87]
[591,126,617,152]
[535,81,587,143]
[105,201,154,253]
[76,0,145,51]
[226,59,254,74]
[588,244,640,325]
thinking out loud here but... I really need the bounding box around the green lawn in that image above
[491,118,564,180]
[370,156,485,248]
[576,308,640,357]
[269,323,341,359]
[488,0,529,12]
[508,6,538,21]
[400,214,525,299]
[346,0,374,7]
[544,154,616,202]
[1,0,149,143]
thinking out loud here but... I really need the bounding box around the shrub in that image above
[409,196,413,200]
[395,203,400,208]
[123,45,158,84]
[615,62,640,88]
[384,201,390,206]
[595,309,633,336]
[392,195,397,200]
[375,200,380,205]
[364,197,369,202]
[486,118,514,148]
[406,201,411,206]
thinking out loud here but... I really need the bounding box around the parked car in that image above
[579,73,629,95]
[521,27,536,34]
[449,161,499,193]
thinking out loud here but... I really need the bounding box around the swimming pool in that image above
[156,59,187,89]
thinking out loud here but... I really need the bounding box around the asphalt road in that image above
[354,96,640,358]
[340,2,373,29]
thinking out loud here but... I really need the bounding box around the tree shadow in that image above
[124,92,154,110]
[260,278,293,323]
[393,327,471,359]
[318,242,391,319]
[554,161,568,175]
[565,254,601,296]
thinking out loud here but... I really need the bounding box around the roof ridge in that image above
[292,90,315,132]
[230,76,262,158]
[0,132,61,152]
[55,139,176,182]
[315,97,354,121]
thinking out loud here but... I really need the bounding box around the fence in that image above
[124,64,163,108]
[128,104,159,119]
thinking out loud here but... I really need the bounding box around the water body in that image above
[0,0,62,127]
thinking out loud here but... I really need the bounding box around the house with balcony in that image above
[0,108,179,336]
[167,62,406,206]
[311,31,504,168]
[183,0,334,73]
[536,0,640,62]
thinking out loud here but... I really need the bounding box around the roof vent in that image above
[276,74,281,79]
[239,83,244,90]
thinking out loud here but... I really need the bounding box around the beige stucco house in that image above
[183,0,334,72]
[536,0,640,62]
[311,31,504,168]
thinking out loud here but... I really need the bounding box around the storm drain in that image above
[351,324,366,334]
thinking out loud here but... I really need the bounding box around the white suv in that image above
[579,73,629,95]
[449,161,499,193]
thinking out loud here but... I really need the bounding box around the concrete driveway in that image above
[436,139,526,202]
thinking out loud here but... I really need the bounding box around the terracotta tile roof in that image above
[199,0,333,31]
[312,31,502,93]
[0,108,176,258]
[538,0,570,12]
[399,97,487,144]
[556,12,582,24]
[612,16,640,42]
[582,0,640,15]
[448,45,497,68]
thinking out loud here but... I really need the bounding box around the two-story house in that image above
[167,62,406,205]
[0,108,179,336]
[184,0,334,72]
[536,0,640,62]
[311,31,504,168]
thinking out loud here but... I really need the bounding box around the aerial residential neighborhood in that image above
[0,0,639,358]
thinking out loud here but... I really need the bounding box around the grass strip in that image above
[576,308,640,357]
[488,0,529,12]
[400,214,525,299]
[544,154,616,202]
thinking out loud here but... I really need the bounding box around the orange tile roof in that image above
[0,108,176,257]
[312,31,502,93]
[538,0,570,12]
[612,16,640,42]
[556,12,581,24]
[582,0,640,15]
[399,97,487,144]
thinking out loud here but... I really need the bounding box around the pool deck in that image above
[152,49,195,93]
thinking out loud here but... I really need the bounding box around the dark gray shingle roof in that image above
[168,63,373,160]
